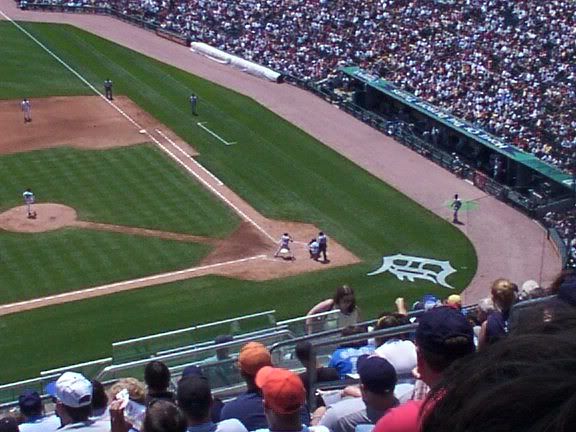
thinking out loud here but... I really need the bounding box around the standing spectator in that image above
[478,278,518,350]
[373,307,475,432]
[220,342,309,430]
[145,361,175,405]
[254,367,328,432]
[177,375,247,432]
[307,285,360,332]
[17,390,60,432]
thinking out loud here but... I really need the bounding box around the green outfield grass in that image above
[0,21,477,382]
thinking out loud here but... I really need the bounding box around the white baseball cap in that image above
[55,372,93,408]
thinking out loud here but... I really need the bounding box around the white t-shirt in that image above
[374,340,417,376]
[19,415,61,432]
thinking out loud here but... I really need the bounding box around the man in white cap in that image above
[50,372,109,431]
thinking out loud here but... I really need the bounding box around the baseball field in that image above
[0,19,477,383]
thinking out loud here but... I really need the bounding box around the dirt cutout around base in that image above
[0,96,360,314]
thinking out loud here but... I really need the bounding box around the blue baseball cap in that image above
[357,355,397,395]
[416,306,474,356]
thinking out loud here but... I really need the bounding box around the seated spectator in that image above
[181,365,224,423]
[295,341,339,395]
[17,390,60,432]
[307,285,361,333]
[50,372,109,431]
[220,342,310,430]
[478,278,518,349]
[90,380,109,421]
[421,311,576,432]
[373,307,475,432]
[0,417,19,432]
[177,375,247,432]
[373,313,417,378]
[108,378,147,405]
[317,355,399,432]
[110,399,187,432]
[254,367,328,432]
[145,361,175,405]
[328,326,374,379]
[444,295,462,310]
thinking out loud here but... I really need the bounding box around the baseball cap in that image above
[357,355,397,395]
[51,372,93,408]
[18,390,42,414]
[238,342,272,375]
[181,365,204,379]
[255,366,305,415]
[446,294,462,309]
[416,307,474,356]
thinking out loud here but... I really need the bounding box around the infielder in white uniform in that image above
[274,232,294,259]
[21,98,31,123]
[23,188,35,218]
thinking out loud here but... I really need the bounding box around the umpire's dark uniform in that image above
[318,232,328,261]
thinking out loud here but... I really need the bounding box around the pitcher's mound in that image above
[0,204,77,233]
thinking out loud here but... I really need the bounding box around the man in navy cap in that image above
[373,307,475,432]
[317,355,400,432]
[18,390,60,432]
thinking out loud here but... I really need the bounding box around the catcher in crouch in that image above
[274,232,294,259]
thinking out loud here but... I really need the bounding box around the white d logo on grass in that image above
[367,253,456,289]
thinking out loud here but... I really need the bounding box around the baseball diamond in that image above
[0,0,560,383]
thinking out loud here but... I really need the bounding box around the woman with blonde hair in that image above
[478,278,518,350]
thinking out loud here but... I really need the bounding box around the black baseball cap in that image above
[416,306,474,356]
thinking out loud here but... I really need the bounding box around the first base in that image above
[139,129,146,134]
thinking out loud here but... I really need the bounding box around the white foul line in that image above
[197,122,236,146]
[1,10,275,243]
[154,128,224,186]
[0,255,267,312]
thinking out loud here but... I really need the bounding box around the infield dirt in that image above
[0,95,360,315]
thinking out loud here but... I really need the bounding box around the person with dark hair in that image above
[220,342,310,430]
[177,376,247,432]
[295,341,339,394]
[17,390,60,432]
[0,417,19,432]
[451,194,462,224]
[89,380,109,421]
[421,319,576,432]
[328,326,374,379]
[254,367,328,432]
[143,400,187,432]
[49,372,109,431]
[373,313,416,377]
[373,307,475,432]
[317,232,328,262]
[145,361,175,405]
[478,278,518,349]
[307,285,360,332]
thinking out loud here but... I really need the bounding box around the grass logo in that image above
[367,253,456,288]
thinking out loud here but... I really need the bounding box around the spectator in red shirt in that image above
[373,307,475,432]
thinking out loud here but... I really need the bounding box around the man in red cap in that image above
[255,367,327,432]
[220,342,311,430]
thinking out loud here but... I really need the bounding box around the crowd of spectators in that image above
[544,210,576,267]
[1,276,574,431]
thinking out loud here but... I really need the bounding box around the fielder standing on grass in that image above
[23,188,35,218]
[104,79,113,100]
[21,98,31,123]
[190,93,198,116]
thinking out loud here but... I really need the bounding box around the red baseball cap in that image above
[255,366,305,415]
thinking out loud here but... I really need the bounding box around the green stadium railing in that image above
[111,310,276,364]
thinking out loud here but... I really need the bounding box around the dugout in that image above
[339,66,573,213]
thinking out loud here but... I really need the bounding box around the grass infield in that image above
[0,21,477,382]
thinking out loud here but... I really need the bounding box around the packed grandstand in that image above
[3,1,576,430]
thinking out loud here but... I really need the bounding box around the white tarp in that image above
[190,42,282,83]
